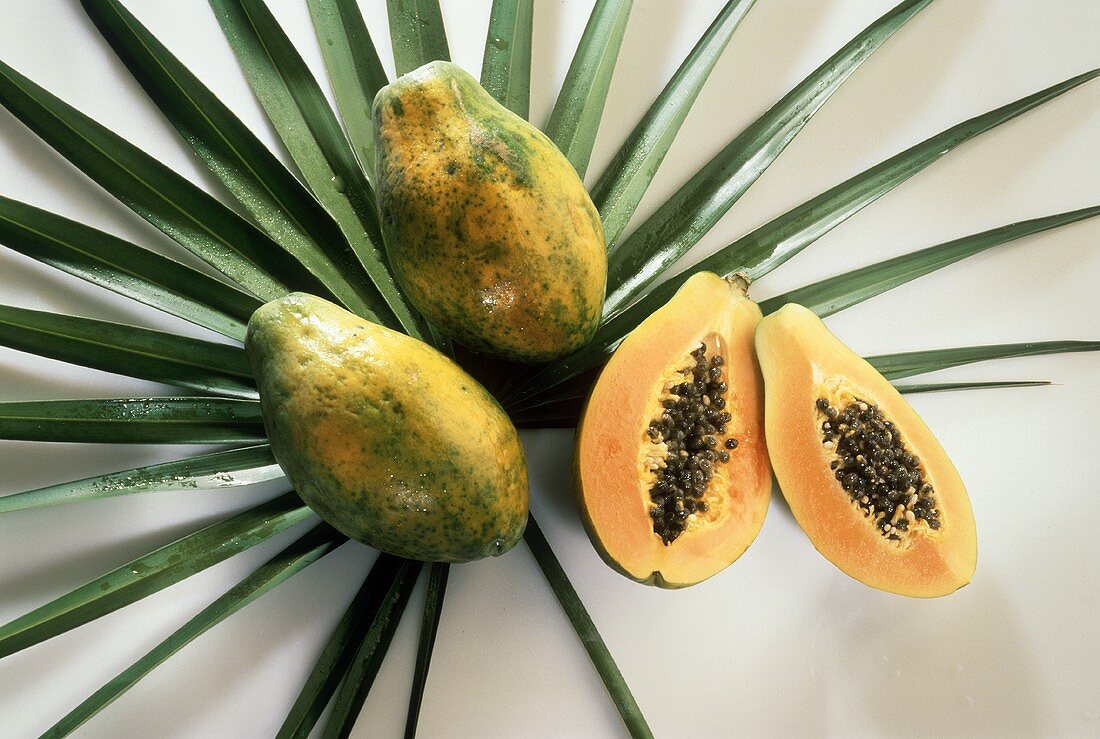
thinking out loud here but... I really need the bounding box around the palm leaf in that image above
[895,380,1052,394]
[0,304,257,399]
[387,0,451,77]
[870,340,1100,381]
[480,0,534,118]
[307,0,389,173]
[0,196,259,342]
[322,558,422,739]
[543,0,633,177]
[591,0,757,247]
[759,205,1100,317]
[404,561,449,739]
[0,59,325,303]
[209,0,429,340]
[525,516,652,738]
[277,554,408,739]
[0,444,280,515]
[0,397,265,444]
[81,0,379,320]
[603,0,931,283]
[42,523,343,738]
[514,69,1100,403]
[0,492,314,659]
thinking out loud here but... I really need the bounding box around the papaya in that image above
[575,273,771,588]
[373,61,606,363]
[246,293,529,562]
[755,304,976,597]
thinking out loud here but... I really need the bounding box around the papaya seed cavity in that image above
[644,343,738,545]
[816,396,941,541]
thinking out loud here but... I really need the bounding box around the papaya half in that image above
[756,304,976,597]
[575,273,771,588]
[246,293,529,563]
[373,61,606,363]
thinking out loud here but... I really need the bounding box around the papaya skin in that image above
[373,61,606,363]
[756,304,977,597]
[246,293,529,563]
[575,272,771,588]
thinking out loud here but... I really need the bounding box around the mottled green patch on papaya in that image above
[373,60,606,363]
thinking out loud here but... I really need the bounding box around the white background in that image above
[1,1,1098,736]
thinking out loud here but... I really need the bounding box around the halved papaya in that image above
[756,304,976,597]
[575,272,771,588]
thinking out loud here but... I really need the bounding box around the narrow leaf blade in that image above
[0,304,257,399]
[481,0,534,118]
[603,0,932,293]
[869,340,1100,381]
[525,516,652,739]
[544,0,633,177]
[81,0,375,317]
[0,492,315,659]
[591,0,757,247]
[307,0,389,173]
[0,397,266,444]
[0,59,324,302]
[0,196,259,341]
[0,445,281,515]
[897,380,1052,394]
[42,524,343,738]
[759,205,1100,317]
[387,0,451,77]
[403,562,449,739]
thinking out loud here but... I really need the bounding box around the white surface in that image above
[0,1,1098,737]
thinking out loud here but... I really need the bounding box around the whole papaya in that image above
[373,61,606,363]
[246,293,529,562]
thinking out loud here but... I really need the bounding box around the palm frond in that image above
[759,205,1100,317]
[0,397,265,444]
[603,0,931,291]
[277,553,408,739]
[870,340,1100,381]
[81,0,377,319]
[0,492,315,659]
[387,0,451,76]
[307,0,389,175]
[591,0,757,247]
[0,304,256,399]
[525,516,652,738]
[894,380,1052,394]
[322,558,422,739]
[543,0,633,177]
[0,196,259,341]
[209,0,430,339]
[0,445,280,515]
[42,523,343,738]
[480,0,534,118]
[0,59,326,302]
[516,69,1100,403]
[404,561,449,739]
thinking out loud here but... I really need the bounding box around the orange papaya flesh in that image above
[575,272,771,588]
[755,304,977,597]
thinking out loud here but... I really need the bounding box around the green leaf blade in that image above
[525,516,652,739]
[404,562,449,739]
[387,0,451,77]
[0,397,266,444]
[603,0,932,303]
[544,0,633,177]
[42,523,343,739]
[591,0,756,247]
[0,492,315,659]
[481,0,534,118]
[0,444,281,515]
[307,0,389,174]
[210,0,428,339]
[897,380,1052,395]
[0,304,257,399]
[869,340,1100,381]
[759,205,1100,317]
[0,59,326,303]
[0,196,259,342]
